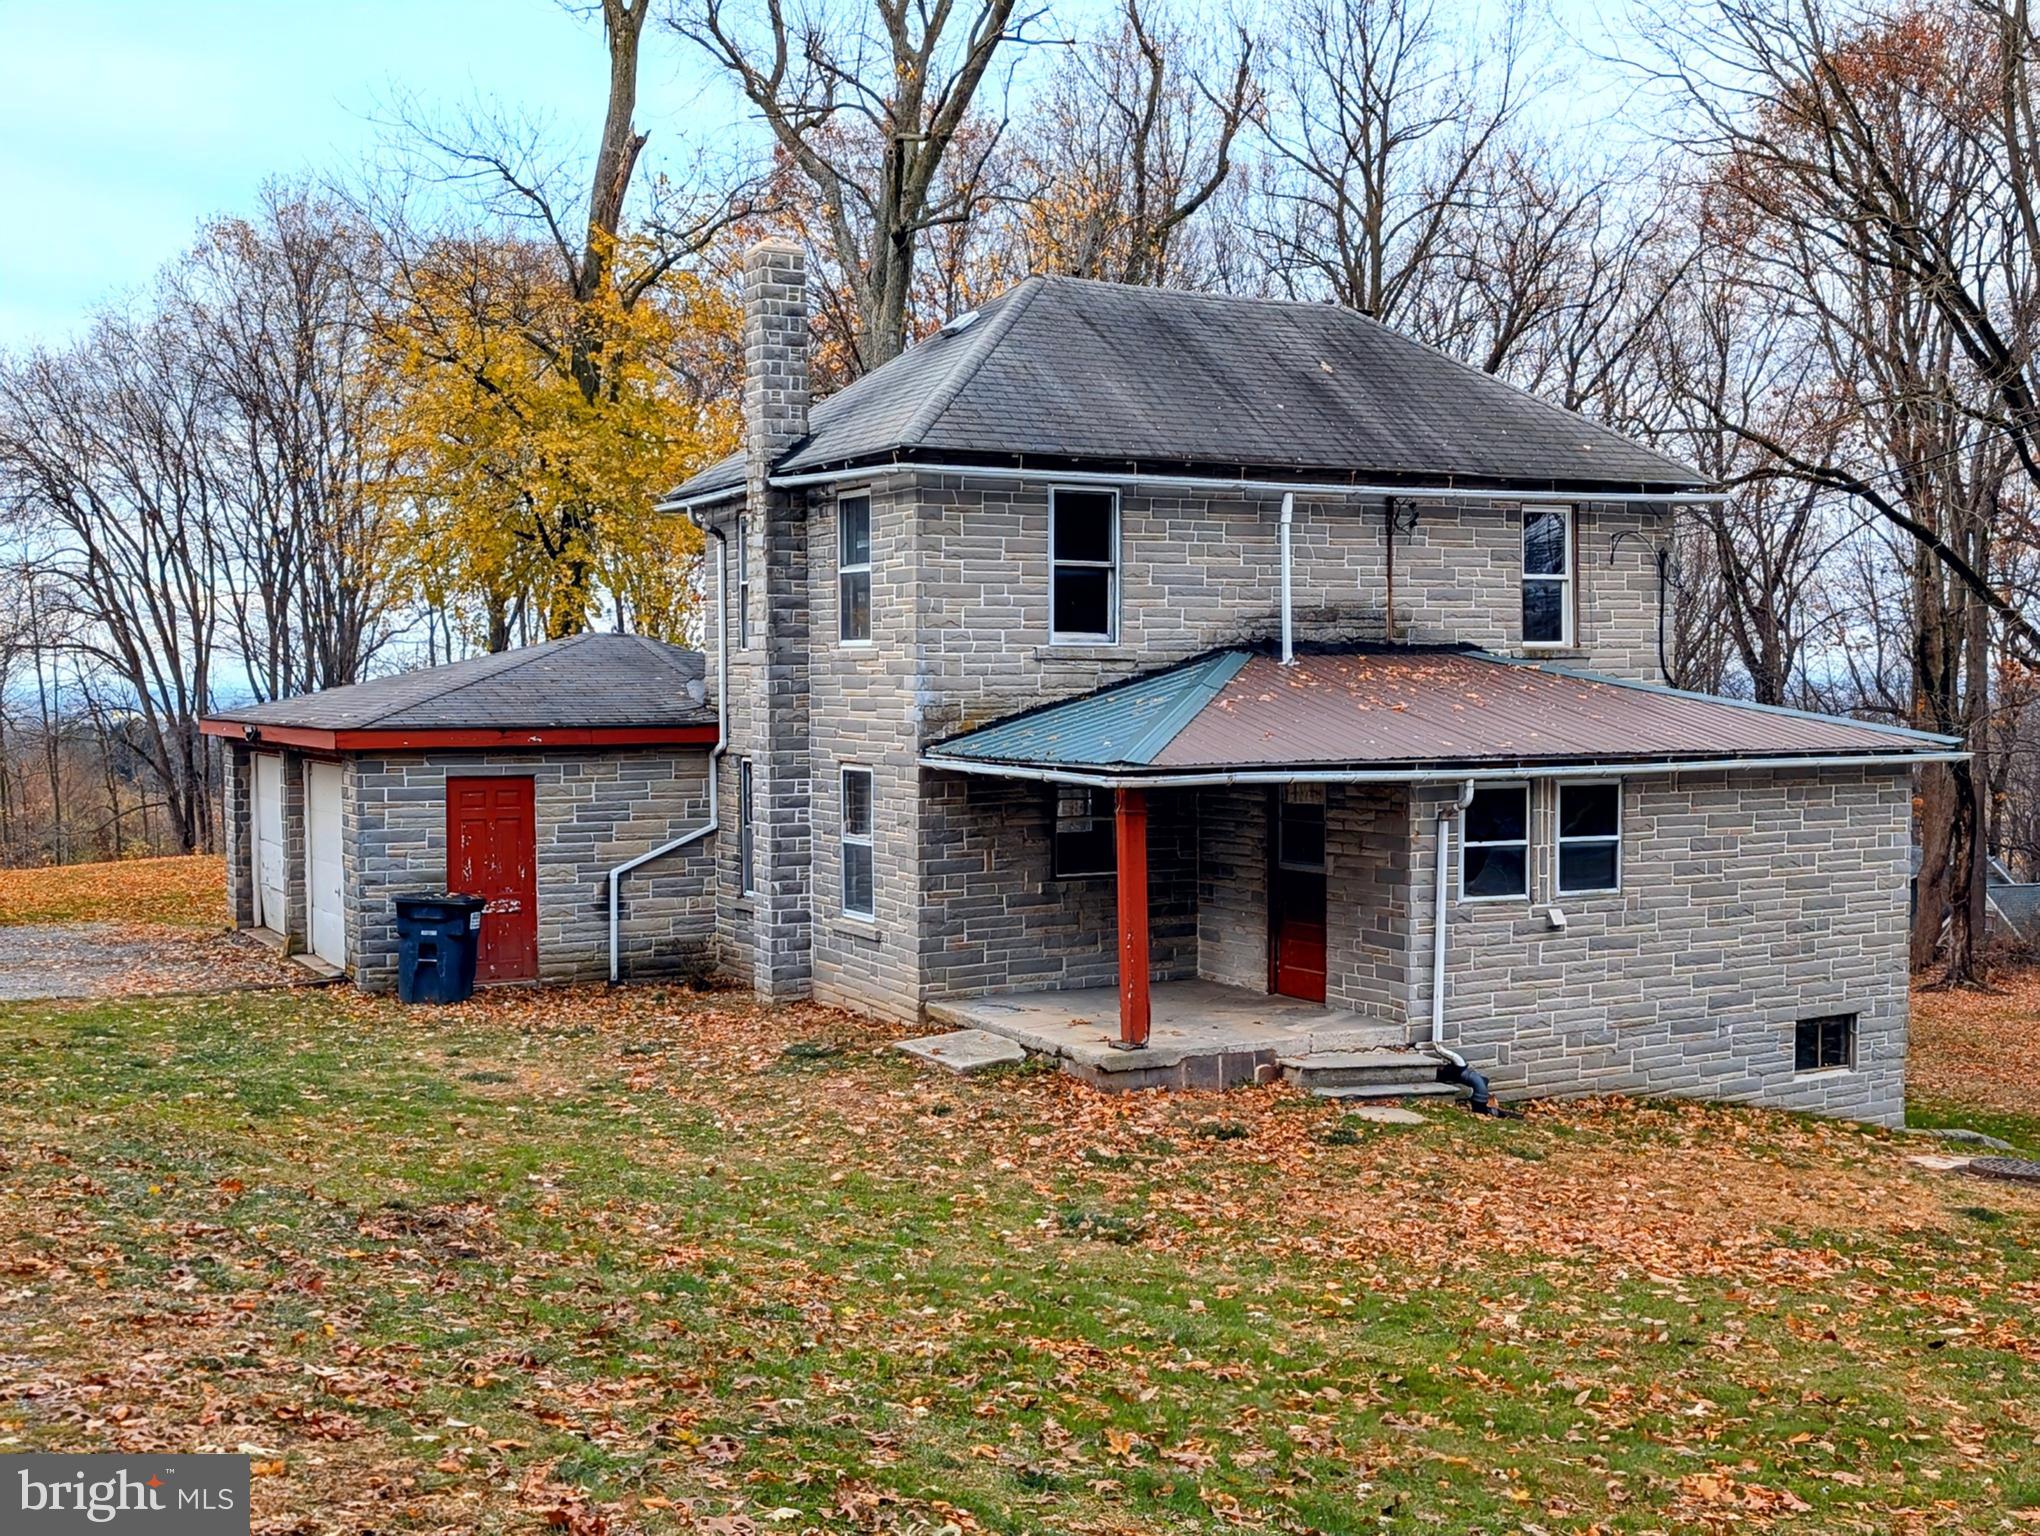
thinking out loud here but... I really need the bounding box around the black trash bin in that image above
[393,892,487,1004]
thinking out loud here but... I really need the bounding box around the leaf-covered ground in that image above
[1,979,2037,1536]
[0,854,227,927]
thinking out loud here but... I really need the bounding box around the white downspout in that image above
[608,526,729,984]
[1430,780,1476,1067]
[1278,492,1295,665]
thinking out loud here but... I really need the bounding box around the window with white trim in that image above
[1556,781,1620,894]
[1050,488,1118,642]
[838,493,872,643]
[735,514,751,649]
[738,757,756,897]
[1522,505,1573,647]
[1051,786,1115,878]
[1460,784,1529,900]
[841,766,875,917]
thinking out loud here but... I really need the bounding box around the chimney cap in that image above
[747,237,805,257]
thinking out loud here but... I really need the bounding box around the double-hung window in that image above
[1050,488,1118,642]
[838,494,872,644]
[1556,781,1621,894]
[841,766,875,917]
[1461,784,1530,900]
[1522,505,1573,647]
[735,514,751,649]
[737,757,756,897]
[1051,786,1115,878]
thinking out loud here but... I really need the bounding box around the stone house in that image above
[659,241,1960,1124]
[201,633,720,990]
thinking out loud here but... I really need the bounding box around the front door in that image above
[447,776,538,983]
[1270,788,1328,1003]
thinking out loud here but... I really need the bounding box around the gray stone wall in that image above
[917,775,1198,1003]
[343,749,716,992]
[1405,767,1913,1125]
[224,744,256,929]
[912,477,1671,739]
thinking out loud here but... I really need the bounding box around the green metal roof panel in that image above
[932,650,1250,767]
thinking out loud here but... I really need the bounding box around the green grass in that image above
[1,988,2037,1533]
[1909,1095,2040,1155]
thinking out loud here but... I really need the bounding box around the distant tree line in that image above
[2,0,2035,985]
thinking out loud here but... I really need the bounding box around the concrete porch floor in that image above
[925,979,1410,1091]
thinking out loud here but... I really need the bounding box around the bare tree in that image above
[671,0,1044,373]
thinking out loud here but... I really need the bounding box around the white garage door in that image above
[252,753,286,934]
[306,761,347,969]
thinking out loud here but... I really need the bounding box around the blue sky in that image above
[0,0,726,346]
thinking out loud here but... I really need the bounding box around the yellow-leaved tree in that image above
[375,231,739,649]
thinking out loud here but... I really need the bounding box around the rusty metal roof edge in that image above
[1471,652,1966,749]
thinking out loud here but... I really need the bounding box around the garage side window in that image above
[1050,488,1118,642]
[1461,784,1529,900]
[841,766,875,917]
[1522,505,1573,647]
[738,757,755,897]
[838,494,872,644]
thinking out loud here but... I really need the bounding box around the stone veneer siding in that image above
[1406,766,1913,1125]
[342,748,716,992]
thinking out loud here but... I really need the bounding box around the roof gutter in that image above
[915,749,1967,789]
[750,462,1725,505]
[606,528,728,983]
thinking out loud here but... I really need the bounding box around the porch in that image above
[926,977,1410,1091]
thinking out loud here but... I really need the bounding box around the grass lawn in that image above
[0,907,2037,1530]
[0,854,227,927]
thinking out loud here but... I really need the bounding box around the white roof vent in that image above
[938,308,981,337]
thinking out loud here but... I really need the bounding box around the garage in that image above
[202,633,721,990]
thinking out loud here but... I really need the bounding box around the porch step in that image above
[1279,1050,1445,1090]
[1310,1080,1468,1102]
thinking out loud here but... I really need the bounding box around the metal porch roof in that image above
[925,648,1960,778]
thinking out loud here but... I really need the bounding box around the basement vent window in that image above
[1052,786,1116,879]
[1795,1013,1856,1072]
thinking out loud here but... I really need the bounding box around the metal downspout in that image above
[1431,780,1475,1067]
[1279,492,1296,665]
[607,526,729,984]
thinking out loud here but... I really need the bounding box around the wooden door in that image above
[447,776,538,983]
[1270,789,1328,1004]
[305,761,347,968]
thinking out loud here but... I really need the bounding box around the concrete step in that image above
[1280,1050,1445,1089]
[894,1029,1027,1074]
[1308,1079,1468,1102]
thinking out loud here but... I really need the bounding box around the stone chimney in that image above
[743,239,809,483]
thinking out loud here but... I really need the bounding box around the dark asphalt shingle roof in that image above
[205,633,712,732]
[668,277,1705,504]
[927,647,1956,773]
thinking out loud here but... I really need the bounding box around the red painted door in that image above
[1270,791,1328,1003]
[447,776,538,983]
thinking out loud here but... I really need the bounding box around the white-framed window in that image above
[840,766,875,917]
[1051,785,1115,879]
[1460,783,1530,901]
[838,493,872,644]
[738,757,756,897]
[1522,504,1573,647]
[735,514,751,650]
[1050,487,1118,642]
[1556,780,1620,894]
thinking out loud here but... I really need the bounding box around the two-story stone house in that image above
[663,240,1959,1124]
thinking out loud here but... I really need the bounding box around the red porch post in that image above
[1115,786,1151,1048]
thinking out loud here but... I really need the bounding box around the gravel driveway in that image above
[0,923,315,1001]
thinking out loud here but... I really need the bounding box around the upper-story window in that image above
[1050,488,1118,643]
[1522,505,1573,648]
[838,493,872,644]
[735,514,751,649]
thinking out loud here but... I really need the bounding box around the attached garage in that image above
[203,634,721,990]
